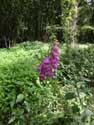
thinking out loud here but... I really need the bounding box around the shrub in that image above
[78,25,94,43]
[0,42,94,124]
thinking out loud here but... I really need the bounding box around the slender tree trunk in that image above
[70,1,78,48]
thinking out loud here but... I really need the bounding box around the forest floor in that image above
[0,42,94,125]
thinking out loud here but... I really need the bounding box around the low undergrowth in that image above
[0,42,94,125]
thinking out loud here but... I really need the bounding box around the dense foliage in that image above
[0,0,94,48]
[0,0,62,47]
[78,0,94,43]
[0,42,94,125]
[0,0,94,124]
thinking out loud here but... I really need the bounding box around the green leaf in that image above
[8,117,16,124]
[82,109,93,118]
[24,101,30,112]
[16,94,24,103]
[72,104,80,113]
[65,92,76,100]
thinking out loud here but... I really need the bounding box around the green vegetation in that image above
[0,42,94,125]
[0,0,94,124]
[0,0,94,47]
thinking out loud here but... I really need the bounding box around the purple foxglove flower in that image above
[47,71,53,78]
[39,74,45,81]
[37,39,59,81]
[52,46,59,54]
[50,40,59,70]
[43,56,50,64]
[38,56,53,81]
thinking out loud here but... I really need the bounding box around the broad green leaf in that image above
[16,94,24,103]
[65,92,76,100]
[8,117,16,124]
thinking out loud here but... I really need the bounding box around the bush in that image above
[78,26,94,43]
[0,42,94,125]
[60,45,94,82]
[0,42,64,125]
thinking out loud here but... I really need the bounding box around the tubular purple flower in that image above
[38,56,53,81]
[52,46,59,54]
[37,39,60,81]
[50,40,59,70]
[39,74,45,81]
[43,56,50,64]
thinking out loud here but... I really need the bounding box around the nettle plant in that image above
[37,39,60,81]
